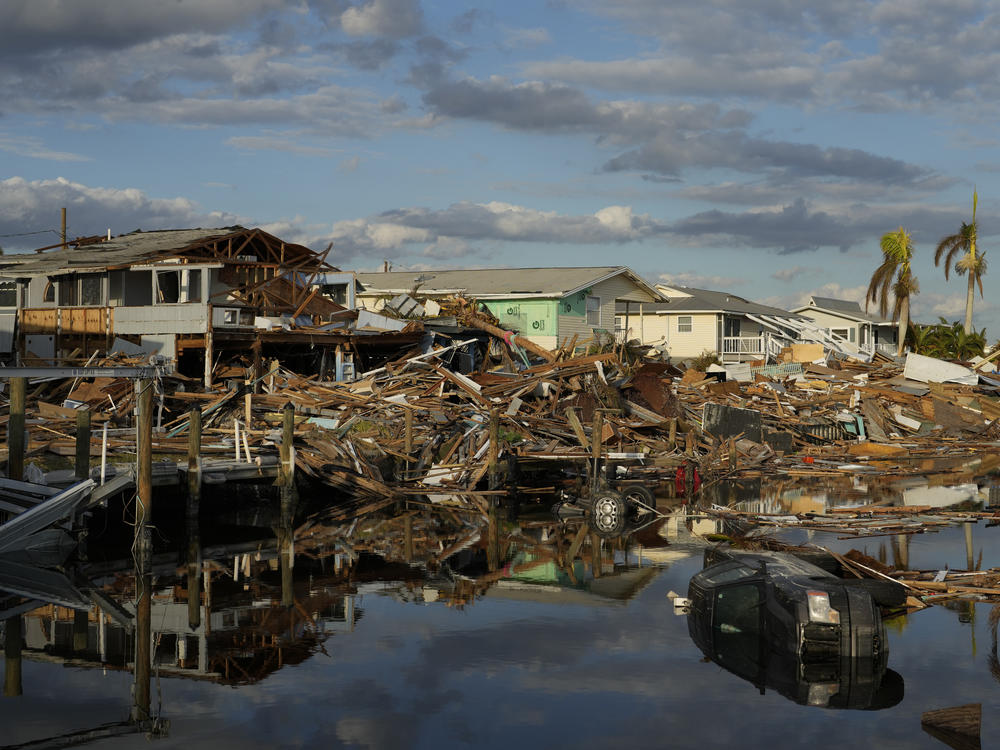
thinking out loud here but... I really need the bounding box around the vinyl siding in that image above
[557,275,659,345]
[664,313,718,359]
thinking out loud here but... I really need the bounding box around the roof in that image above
[0,227,324,277]
[354,266,663,301]
[792,296,895,325]
[618,286,802,319]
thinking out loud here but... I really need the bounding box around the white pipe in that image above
[234,420,241,462]
[100,421,108,485]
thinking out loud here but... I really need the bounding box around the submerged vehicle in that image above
[686,546,905,709]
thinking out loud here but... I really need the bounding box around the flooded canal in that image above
[1,483,999,749]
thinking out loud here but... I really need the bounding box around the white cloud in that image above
[0,134,91,162]
[0,176,242,250]
[340,0,422,39]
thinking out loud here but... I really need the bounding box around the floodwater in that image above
[2,483,999,749]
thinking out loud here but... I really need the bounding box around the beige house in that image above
[616,286,808,363]
[355,266,664,350]
[791,297,899,357]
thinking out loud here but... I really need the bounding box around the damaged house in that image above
[0,227,421,384]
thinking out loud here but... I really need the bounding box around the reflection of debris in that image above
[921,703,981,750]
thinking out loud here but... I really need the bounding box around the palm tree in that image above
[867,227,918,357]
[935,190,987,334]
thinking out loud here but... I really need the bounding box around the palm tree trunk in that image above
[965,255,975,334]
[897,296,909,357]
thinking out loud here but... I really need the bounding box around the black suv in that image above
[686,547,905,709]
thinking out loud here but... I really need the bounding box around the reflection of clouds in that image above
[337,714,414,750]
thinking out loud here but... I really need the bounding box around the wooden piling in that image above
[279,403,296,608]
[404,515,414,563]
[403,409,413,480]
[488,407,500,491]
[8,377,25,482]
[4,616,21,697]
[75,409,91,481]
[728,437,737,472]
[133,378,153,722]
[186,408,202,629]
[668,417,677,450]
[591,410,604,495]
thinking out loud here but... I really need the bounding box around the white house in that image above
[791,296,900,357]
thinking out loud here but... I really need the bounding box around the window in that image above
[42,280,54,303]
[830,327,850,340]
[80,275,102,306]
[678,316,692,333]
[0,281,15,307]
[586,295,601,326]
[156,270,180,303]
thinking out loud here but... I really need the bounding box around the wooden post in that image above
[668,417,677,450]
[590,533,602,578]
[487,501,500,572]
[75,409,91,481]
[188,409,202,502]
[187,408,202,630]
[203,329,213,389]
[685,430,695,457]
[685,461,695,503]
[403,515,413,563]
[403,409,413,480]
[591,410,604,496]
[488,407,500,491]
[133,378,153,722]
[8,377,25,482]
[728,437,737,472]
[60,207,67,249]
[4,616,21,697]
[965,522,974,571]
[279,403,296,608]
[252,335,262,394]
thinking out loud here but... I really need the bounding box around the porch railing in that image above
[721,336,765,355]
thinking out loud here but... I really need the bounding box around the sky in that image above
[1,0,998,334]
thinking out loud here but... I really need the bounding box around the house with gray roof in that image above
[613,285,811,363]
[791,296,900,357]
[354,266,664,350]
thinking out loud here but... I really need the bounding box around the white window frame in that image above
[586,295,601,326]
[677,315,692,333]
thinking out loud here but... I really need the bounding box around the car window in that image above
[713,583,763,635]
[712,583,765,680]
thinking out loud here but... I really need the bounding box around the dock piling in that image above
[75,408,91,481]
[8,377,25,481]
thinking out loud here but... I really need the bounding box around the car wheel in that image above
[619,484,655,508]
[591,492,628,537]
[842,578,907,607]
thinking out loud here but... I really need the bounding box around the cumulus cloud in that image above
[325,201,665,262]
[340,0,423,39]
[0,177,242,251]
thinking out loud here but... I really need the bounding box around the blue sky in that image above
[1,0,998,333]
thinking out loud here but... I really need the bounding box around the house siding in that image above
[665,313,718,359]
[557,275,659,345]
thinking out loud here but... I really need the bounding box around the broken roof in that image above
[0,227,326,277]
[794,296,895,325]
[355,266,663,300]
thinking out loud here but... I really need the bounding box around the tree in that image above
[867,226,918,357]
[935,190,987,334]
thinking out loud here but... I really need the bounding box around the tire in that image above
[619,484,655,508]
[590,492,627,538]
[842,578,907,608]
